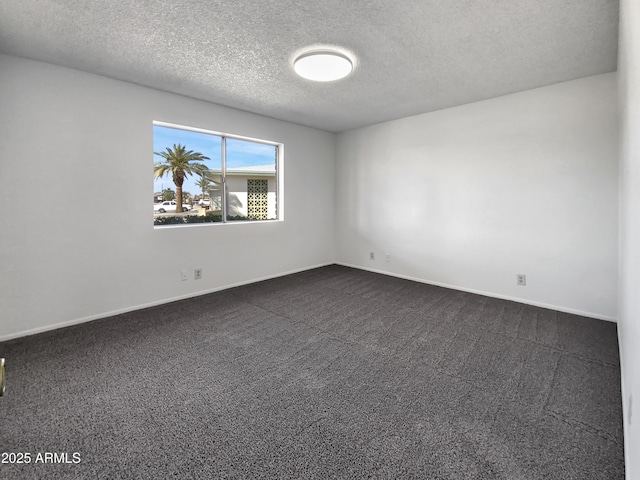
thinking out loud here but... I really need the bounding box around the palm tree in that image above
[154,144,210,213]
[195,171,223,206]
[195,175,212,201]
[182,191,194,205]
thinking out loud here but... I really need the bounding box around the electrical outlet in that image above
[370,252,375,260]
[385,253,391,262]
[181,269,188,281]
[194,268,202,280]
[516,274,526,286]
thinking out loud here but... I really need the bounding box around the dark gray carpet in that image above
[0,265,624,479]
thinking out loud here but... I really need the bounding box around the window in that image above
[153,122,281,226]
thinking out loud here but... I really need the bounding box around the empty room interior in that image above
[1,0,639,478]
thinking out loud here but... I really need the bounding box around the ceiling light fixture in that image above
[293,49,354,82]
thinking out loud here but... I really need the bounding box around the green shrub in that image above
[185,213,222,223]
[154,212,248,226]
[154,215,185,226]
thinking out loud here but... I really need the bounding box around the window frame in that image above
[153,121,283,227]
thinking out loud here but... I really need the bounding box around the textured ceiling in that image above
[0,0,619,132]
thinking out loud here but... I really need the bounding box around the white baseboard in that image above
[2,261,616,342]
[335,262,618,323]
[617,346,631,477]
[0,262,334,342]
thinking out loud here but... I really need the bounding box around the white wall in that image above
[0,54,335,341]
[336,74,618,320]
[618,0,640,477]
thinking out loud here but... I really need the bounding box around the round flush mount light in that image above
[293,49,354,82]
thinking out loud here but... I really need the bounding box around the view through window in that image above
[153,123,280,226]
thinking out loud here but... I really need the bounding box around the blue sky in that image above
[153,125,276,197]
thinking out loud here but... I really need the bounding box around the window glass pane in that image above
[225,139,277,221]
[153,125,222,225]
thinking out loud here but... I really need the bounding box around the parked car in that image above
[153,201,191,213]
